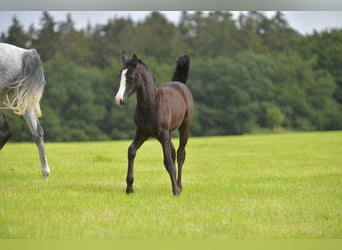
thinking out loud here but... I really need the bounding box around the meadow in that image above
[0,131,341,239]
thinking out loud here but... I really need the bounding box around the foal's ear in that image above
[132,54,139,66]
[122,50,129,65]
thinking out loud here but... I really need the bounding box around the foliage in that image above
[0,132,341,238]
[1,11,341,141]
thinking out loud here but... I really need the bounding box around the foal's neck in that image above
[136,67,157,112]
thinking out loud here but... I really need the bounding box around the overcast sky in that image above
[0,11,341,36]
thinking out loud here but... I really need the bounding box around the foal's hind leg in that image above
[24,107,50,179]
[126,128,149,194]
[159,131,180,196]
[0,112,12,150]
[170,140,176,164]
[177,123,190,190]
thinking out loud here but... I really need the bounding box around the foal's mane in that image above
[132,58,157,83]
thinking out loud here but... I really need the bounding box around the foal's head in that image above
[115,51,147,105]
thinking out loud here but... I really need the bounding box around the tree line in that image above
[1,11,341,141]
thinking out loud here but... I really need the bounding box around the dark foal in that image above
[115,51,193,196]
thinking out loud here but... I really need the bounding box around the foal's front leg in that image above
[126,129,148,194]
[24,107,50,179]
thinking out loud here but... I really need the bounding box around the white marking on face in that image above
[115,68,128,105]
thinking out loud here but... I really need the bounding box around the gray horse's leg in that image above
[24,107,50,179]
[0,111,12,150]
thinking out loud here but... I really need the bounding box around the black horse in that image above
[115,51,193,196]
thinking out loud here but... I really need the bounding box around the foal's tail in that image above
[5,49,46,117]
[171,54,190,84]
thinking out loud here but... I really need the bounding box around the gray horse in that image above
[0,43,50,178]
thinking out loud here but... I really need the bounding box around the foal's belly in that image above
[134,111,182,137]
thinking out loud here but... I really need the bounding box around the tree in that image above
[90,16,138,68]
[271,51,341,131]
[299,29,342,104]
[135,12,177,63]
[3,11,342,142]
[57,13,92,66]
[237,11,267,53]
[260,11,299,52]
[32,12,60,61]
[2,16,29,48]
[189,52,275,135]
[265,106,285,130]
[178,11,240,58]
[42,54,107,141]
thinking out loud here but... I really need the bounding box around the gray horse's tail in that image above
[171,54,190,84]
[4,49,46,117]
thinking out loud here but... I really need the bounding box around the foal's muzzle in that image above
[115,96,125,105]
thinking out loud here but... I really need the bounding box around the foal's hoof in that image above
[126,187,134,194]
[173,188,181,197]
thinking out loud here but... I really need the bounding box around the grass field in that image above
[0,131,341,239]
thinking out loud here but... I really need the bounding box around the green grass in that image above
[0,131,341,239]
